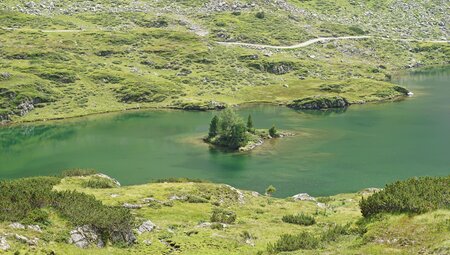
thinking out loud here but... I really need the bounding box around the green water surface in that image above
[0,68,449,197]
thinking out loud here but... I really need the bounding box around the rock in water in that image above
[292,193,316,201]
[69,225,104,248]
[137,220,156,234]
[0,236,10,251]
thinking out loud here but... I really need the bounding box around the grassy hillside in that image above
[0,174,448,254]
[0,0,448,123]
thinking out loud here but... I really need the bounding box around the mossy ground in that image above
[0,175,448,254]
[0,0,448,123]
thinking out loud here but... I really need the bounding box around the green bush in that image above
[360,176,450,217]
[210,208,236,224]
[61,169,98,177]
[0,176,134,246]
[0,177,60,222]
[321,223,351,242]
[22,209,50,226]
[282,213,316,226]
[267,232,319,252]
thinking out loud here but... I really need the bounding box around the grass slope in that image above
[0,0,448,123]
[0,175,448,254]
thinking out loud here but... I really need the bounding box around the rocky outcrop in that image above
[17,99,35,116]
[94,173,121,186]
[287,96,349,110]
[110,229,136,245]
[69,225,104,248]
[137,220,156,234]
[292,193,316,201]
[0,236,10,251]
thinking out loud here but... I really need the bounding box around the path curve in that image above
[217,36,449,49]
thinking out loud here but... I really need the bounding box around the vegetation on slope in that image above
[0,0,448,123]
[0,173,448,254]
[360,176,450,217]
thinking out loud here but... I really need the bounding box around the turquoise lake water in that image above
[0,67,448,197]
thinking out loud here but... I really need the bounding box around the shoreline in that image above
[0,93,409,127]
[3,64,449,127]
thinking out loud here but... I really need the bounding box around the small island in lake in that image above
[204,108,293,151]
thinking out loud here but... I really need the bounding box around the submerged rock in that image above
[292,193,316,201]
[137,220,156,235]
[288,96,349,110]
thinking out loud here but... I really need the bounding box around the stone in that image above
[9,222,25,229]
[110,229,136,245]
[110,193,120,198]
[15,234,38,246]
[143,239,152,245]
[123,203,142,209]
[292,193,316,201]
[27,225,42,232]
[69,225,104,248]
[0,236,10,251]
[168,195,187,201]
[143,197,160,203]
[137,220,157,235]
[94,173,121,186]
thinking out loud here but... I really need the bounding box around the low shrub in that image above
[282,213,316,226]
[360,176,450,217]
[267,232,319,252]
[210,208,236,224]
[0,177,60,222]
[321,223,351,242]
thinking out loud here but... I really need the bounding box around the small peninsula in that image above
[204,108,293,151]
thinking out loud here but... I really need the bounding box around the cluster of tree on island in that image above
[206,108,278,150]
